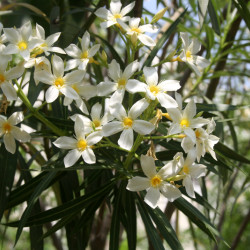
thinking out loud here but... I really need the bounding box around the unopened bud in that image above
[151,7,168,24]
[131,33,138,45]
[140,17,145,25]
[101,50,107,62]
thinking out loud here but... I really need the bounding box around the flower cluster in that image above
[0,0,217,208]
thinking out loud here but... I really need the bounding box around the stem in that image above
[143,134,180,140]
[15,81,65,136]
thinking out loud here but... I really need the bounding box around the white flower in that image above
[0,56,24,101]
[32,24,65,56]
[126,67,180,109]
[127,155,182,209]
[71,102,113,133]
[35,55,84,103]
[179,32,210,76]
[0,22,8,51]
[167,99,209,143]
[97,59,139,104]
[117,18,157,47]
[53,116,103,167]
[177,149,207,198]
[3,21,41,61]
[65,31,100,71]
[95,0,135,29]
[0,112,31,154]
[102,98,155,150]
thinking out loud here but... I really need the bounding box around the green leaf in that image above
[233,0,250,31]
[14,171,58,245]
[143,9,187,68]
[215,142,250,165]
[173,197,220,241]
[207,0,220,35]
[0,145,17,221]
[136,195,165,250]
[148,207,184,250]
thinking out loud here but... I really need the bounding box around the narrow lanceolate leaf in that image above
[14,171,58,245]
[148,207,184,250]
[109,183,125,250]
[143,9,187,68]
[198,0,209,27]
[136,195,165,250]
[215,142,250,165]
[233,0,250,31]
[0,145,17,221]
[207,0,220,35]
[173,197,220,241]
[7,180,115,227]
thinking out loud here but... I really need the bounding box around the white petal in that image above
[180,32,189,49]
[143,67,158,85]
[1,82,17,101]
[52,55,64,77]
[47,47,66,54]
[97,81,117,96]
[86,131,103,145]
[167,108,182,123]
[65,59,81,71]
[183,176,195,198]
[4,133,16,154]
[118,128,133,150]
[138,34,156,47]
[102,121,123,136]
[91,103,102,120]
[108,59,120,81]
[46,32,61,46]
[190,117,209,128]
[109,103,127,121]
[158,80,181,92]
[45,86,59,103]
[189,38,201,54]
[8,112,24,125]
[157,92,178,109]
[128,98,149,119]
[65,44,81,58]
[11,127,31,142]
[132,120,154,135]
[82,147,96,164]
[110,0,122,14]
[60,86,79,100]
[20,21,32,41]
[126,80,146,93]
[20,50,30,61]
[81,31,90,52]
[35,70,54,85]
[183,99,196,119]
[181,136,195,153]
[5,65,24,80]
[184,127,196,143]
[189,164,206,179]
[53,136,77,149]
[95,7,110,19]
[74,115,86,139]
[160,183,182,202]
[144,187,160,209]
[64,70,84,84]
[158,163,179,179]
[126,176,150,191]
[3,28,19,43]
[88,44,100,57]
[3,44,19,55]
[122,60,139,79]
[64,149,81,167]
[140,155,156,178]
[196,56,210,68]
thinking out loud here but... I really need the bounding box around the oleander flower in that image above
[167,99,209,143]
[126,67,180,109]
[65,31,100,71]
[95,0,135,29]
[179,32,210,76]
[31,24,65,57]
[53,116,103,167]
[97,59,140,104]
[102,98,155,150]
[35,55,84,103]
[127,155,182,208]
[0,112,31,154]
[177,149,207,198]
[117,18,157,47]
[0,56,24,101]
[3,21,41,61]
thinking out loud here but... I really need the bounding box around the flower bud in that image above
[151,7,168,24]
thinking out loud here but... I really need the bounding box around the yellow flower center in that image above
[71,84,79,93]
[81,51,88,59]
[150,175,162,188]
[149,85,159,96]
[77,139,87,151]
[186,50,192,61]
[183,165,189,174]
[0,74,5,83]
[180,119,189,128]
[3,122,12,133]
[131,27,141,33]
[117,78,126,88]
[123,117,133,127]
[93,119,101,128]
[114,13,122,19]
[54,77,64,88]
[18,41,28,51]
